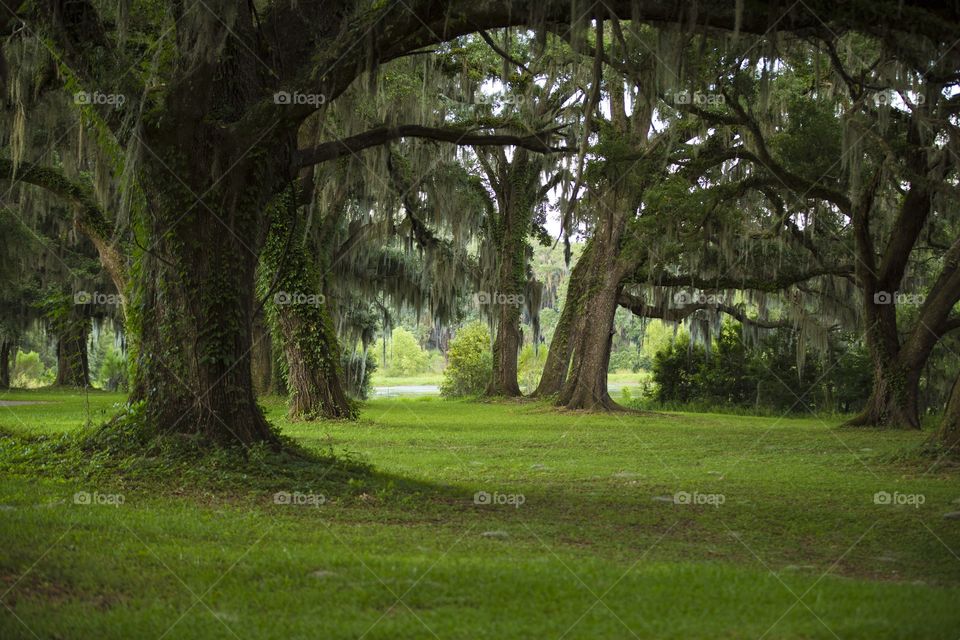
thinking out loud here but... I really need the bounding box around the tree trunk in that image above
[933,373,960,451]
[55,322,89,387]
[845,359,921,429]
[260,198,354,420]
[533,238,594,397]
[484,188,528,398]
[487,302,523,396]
[481,215,527,398]
[0,339,10,389]
[250,312,274,396]
[557,278,622,410]
[557,234,625,411]
[128,152,280,447]
[275,302,354,419]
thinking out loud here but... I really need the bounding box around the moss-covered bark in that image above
[127,140,281,446]
[557,235,625,411]
[259,196,354,420]
[533,238,594,397]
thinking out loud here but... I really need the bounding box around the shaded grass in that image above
[0,389,958,638]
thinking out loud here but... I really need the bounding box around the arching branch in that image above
[293,124,570,168]
[617,291,793,330]
[0,158,127,293]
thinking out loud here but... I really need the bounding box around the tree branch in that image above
[617,291,792,330]
[293,124,570,168]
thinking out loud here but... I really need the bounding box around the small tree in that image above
[374,328,431,377]
[441,322,492,397]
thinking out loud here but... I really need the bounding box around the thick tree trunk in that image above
[128,152,280,447]
[933,374,960,451]
[484,192,528,398]
[485,220,526,398]
[845,357,921,429]
[0,339,10,389]
[260,199,354,420]
[487,303,523,396]
[533,239,594,397]
[557,233,625,411]
[557,278,622,410]
[55,323,89,387]
[276,302,354,419]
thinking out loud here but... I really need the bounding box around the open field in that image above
[1,388,958,638]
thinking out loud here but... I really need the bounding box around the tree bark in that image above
[844,303,921,429]
[557,228,626,411]
[55,322,89,388]
[484,211,525,397]
[275,302,354,419]
[933,374,960,451]
[128,150,281,446]
[487,299,523,396]
[250,312,274,396]
[533,238,594,397]
[260,198,355,420]
[0,339,11,389]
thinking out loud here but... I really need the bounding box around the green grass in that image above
[1,388,959,638]
[370,372,443,387]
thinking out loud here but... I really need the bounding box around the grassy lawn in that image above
[370,373,444,387]
[1,388,958,638]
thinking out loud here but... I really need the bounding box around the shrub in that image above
[518,344,547,394]
[650,325,870,414]
[96,347,129,391]
[440,321,492,397]
[373,327,431,377]
[12,351,50,388]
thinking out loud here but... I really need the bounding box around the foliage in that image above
[372,327,432,377]
[11,351,51,388]
[650,325,870,414]
[95,346,129,392]
[517,343,548,394]
[440,321,492,397]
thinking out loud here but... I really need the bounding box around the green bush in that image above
[518,344,547,394]
[12,351,51,388]
[373,327,431,377]
[440,321,492,397]
[649,325,870,414]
